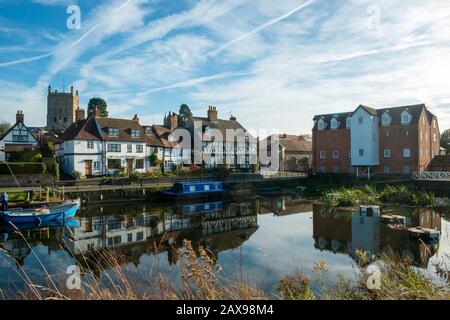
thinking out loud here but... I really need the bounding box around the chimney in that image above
[207,106,218,123]
[16,110,24,123]
[76,108,86,121]
[93,108,101,118]
[164,111,178,130]
[48,85,51,95]
[230,114,237,121]
[132,114,140,124]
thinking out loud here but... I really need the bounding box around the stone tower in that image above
[46,85,79,131]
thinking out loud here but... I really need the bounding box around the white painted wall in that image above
[0,122,38,162]
[350,108,380,166]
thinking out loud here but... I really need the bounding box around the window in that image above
[358,116,363,124]
[384,166,391,174]
[64,117,67,123]
[87,141,94,149]
[420,132,423,140]
[131,129,140,138]
[136,159,144,169]
[127,144,132,153]
[318,120,325,130]
[332,151,339,159]
[108,159,121,169]
[204,185,210,191]
[107,236,122,246]
[384,149,391,158]
[108,128,119,136]
[107,144,121,152]
[426,132,429,141]
[319,166,326,173]
[433,119,437,128]
[189,186,196,192]
[382,113,391,126]
[12,135,28,142]
[433,133,437,142]
[145,127,153,134]
[401,111,411,125]
[333,165,339,173]
[359,148,364,157]
[331,118,338,130]
[127,233,133,243]
[93,161,100,171]
[403,166,411,175]
[136,232,144,241]
[320,151,326,159]
[403,148,411,158]
[346,117,351,128]
[136,145,144,153]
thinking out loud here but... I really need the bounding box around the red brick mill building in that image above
[312,104,441,177]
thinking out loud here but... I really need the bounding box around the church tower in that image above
[46,85,79,131]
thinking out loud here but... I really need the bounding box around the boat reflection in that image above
[313,204,441,268]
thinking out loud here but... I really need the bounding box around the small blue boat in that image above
[1,199,80,225]
[161,181,224,199]
[1,217,79,234]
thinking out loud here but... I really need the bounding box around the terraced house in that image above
[312,104,441,176]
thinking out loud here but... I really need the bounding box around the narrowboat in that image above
[1,199,80,225]
[182,201,223,215]
[161,181,225,199]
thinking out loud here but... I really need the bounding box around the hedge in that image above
[0,162,46,175]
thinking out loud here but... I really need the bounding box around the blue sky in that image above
[0,0,449,134]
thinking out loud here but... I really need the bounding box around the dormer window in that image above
[401,110,411,125]
[382,112,391,126]
[318,119,325,131]
[131,129,140,138]
[346,117,351,129]
[145,127,153,134]
[330,118,338,130]
[108,128,119,136]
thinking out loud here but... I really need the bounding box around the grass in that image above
[322,185,436,208]
[0,226,448,300]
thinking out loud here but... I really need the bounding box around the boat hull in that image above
[1,200,80,225]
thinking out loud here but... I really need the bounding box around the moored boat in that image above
[1,199,80,224]
[161,181,225,199]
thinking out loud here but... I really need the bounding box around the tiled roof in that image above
[59,117,146,143]
[263,134,312,152]
[191,116,253,140]
[313,104,434,130]
[429,155,450,168]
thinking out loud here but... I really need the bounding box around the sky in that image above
[0,0,449,135]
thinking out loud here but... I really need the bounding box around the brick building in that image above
[312,104,440,176]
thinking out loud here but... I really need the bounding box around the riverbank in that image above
[10,240,450,300]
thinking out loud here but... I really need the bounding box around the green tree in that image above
[87,98,108,117]
[149,154,161,167]
[441,129,450,153]
[40,142,56,158]
[178,104,193,127]
[0,121,12,134]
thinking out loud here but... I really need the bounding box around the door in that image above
[126,159,134,174]
[85,160,93,176]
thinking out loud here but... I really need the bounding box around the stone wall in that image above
[0,174,55,187]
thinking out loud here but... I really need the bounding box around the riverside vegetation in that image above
[2,233,449,300]
[321,185,437,208]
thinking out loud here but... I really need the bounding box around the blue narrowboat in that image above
[182,201,223,215]
[161,181,224,199]
[1,199,80,225]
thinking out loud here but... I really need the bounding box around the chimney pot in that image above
[16,110,24,123]
[207,106,218,123]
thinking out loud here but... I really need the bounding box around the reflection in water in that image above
[0,196,447,296]
[313,204,441,268]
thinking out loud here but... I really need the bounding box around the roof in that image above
[59,117,146,143]
[313,104,433,130]
[191,116,253,140]
[429,155,450,168]
[263,134,312,152]
[0,121,38,143]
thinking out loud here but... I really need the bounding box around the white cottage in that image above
[0,111,38,162]
[57,109,147,177]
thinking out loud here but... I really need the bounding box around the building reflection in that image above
[259,196,312,216]
[313,204,441,268]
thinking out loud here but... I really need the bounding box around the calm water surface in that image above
[0,195,449,298]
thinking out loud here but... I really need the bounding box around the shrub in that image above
[379,185,414,204]
[129,171,142,180]
[72,171,82,179]
[0,162,46,175]
[47,161,60,181]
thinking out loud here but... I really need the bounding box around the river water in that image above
[0,195,448,298]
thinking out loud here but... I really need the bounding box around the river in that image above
[0,195,448,299]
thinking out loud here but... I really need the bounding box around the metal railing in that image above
[412,171,450,181]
